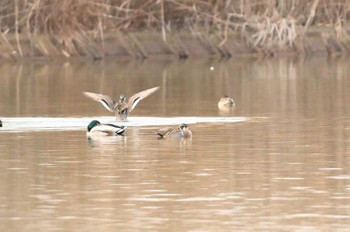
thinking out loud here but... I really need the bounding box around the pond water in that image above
[1,56,350,231]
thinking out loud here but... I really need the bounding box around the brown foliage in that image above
[0,0,349,57]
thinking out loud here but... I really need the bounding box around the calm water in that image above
[1,56,350,231]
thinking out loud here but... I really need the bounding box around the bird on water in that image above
[83,86,160,121]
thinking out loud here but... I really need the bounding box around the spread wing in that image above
[127,86,160,112]
[82,92,116,112]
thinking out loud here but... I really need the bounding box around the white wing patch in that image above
[99,99,114,112]
[130,97,141,111]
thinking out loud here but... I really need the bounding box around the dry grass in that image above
[0,0,349,57]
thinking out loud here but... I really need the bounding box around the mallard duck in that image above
[83,86,160,121]
[156,123,192,139]
[218,96,235,110]
[86,120,126,137]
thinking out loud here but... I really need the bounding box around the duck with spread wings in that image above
[83,86,159,121]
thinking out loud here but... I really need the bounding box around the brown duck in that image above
[83,86,160,121]
[218,96,235,110]
[156,123,192,139]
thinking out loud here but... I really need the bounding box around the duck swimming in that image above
[86,120,126,137]
[218,96,235,110]
[156,123,192,139]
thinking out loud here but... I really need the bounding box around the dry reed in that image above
[0,0,349,58]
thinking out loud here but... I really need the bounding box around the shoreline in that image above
[0,27,347,61]
[2,1,350,60]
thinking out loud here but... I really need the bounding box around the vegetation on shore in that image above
[1,0,350,59]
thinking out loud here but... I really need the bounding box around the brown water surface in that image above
[1,56,350,231]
